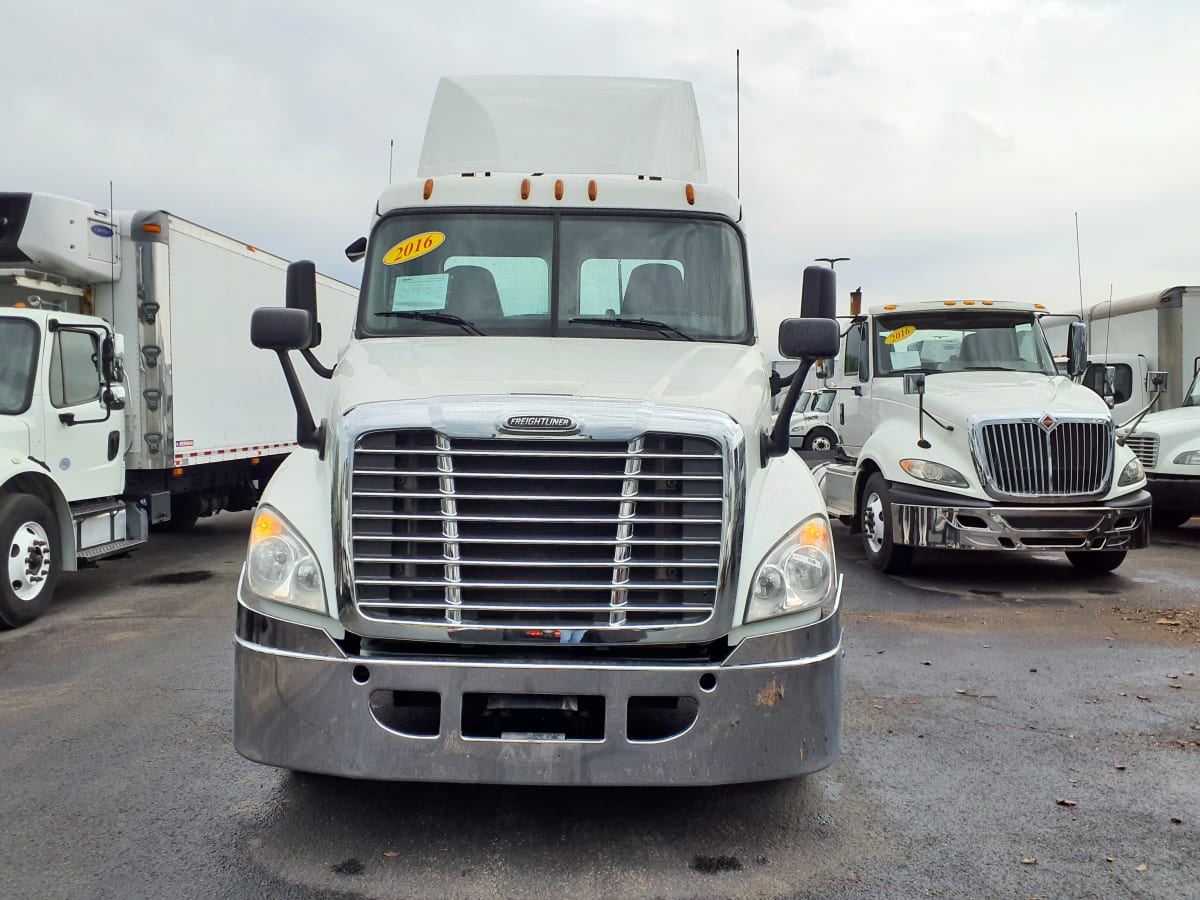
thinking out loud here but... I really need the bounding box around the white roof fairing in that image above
[417,76,708,183]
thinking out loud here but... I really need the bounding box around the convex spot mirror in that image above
[903,373,926,395]
[252,307,314,352]
[779,318,839,360]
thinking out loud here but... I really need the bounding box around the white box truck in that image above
[233,76,845,785]
[0,192,357,626]
[812,297,1152,573]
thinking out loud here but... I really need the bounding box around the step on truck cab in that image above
[813,298,1152,574]
[233,76,845,785]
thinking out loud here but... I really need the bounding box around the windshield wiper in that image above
[569,316,694,341]
[374,310,484,335]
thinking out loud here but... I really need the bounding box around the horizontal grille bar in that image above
[354,556,719,568]
[355,447,719,460]
[353,490,718,502]
[353,534,720,547]
[353,512,722,525]
[354,578,718,590]
[353,468,721,482]
[359,602,711,613]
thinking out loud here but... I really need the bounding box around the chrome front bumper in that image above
[234,599,842,786]
[892,489,1152,551]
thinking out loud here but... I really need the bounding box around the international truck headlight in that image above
[746,516,836,623]
[245,505,326,613]
[1173,450,1200,465]
[900,458,969,488]
[1118,456,1145,485]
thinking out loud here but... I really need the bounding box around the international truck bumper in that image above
[1146,475,1200,513]
[233,599,842,786]
[890,486,1152,552]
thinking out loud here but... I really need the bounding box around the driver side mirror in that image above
[779,318,840,360]
[251,307,315,351]
[1066,322,1087,378]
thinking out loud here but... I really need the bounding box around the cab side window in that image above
[1082,363,1133,405]
[844,323,869,382]
[49,330,101,408]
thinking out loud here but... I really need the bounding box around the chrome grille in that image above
[350,430,724,628]
[975,418,1112,497]
[1123,434,1158,468]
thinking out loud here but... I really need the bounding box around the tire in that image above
[802,427,838,453]
[1152,510,1192,530]
[0,494,62,628]
[1065,550,1127,573]
[860,473,913,574]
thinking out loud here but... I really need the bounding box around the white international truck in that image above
[233,76,845,786]
[813,298,1152,574]
[0,192,357,627]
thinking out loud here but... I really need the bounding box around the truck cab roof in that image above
[868,299,1051,316]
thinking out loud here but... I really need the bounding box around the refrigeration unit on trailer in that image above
[234,75,845,786]
[0,192,357,626]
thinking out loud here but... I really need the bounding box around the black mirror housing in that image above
[285,261,320,348]
[345,236,367,263]
[1066,321,1087,378]
[800,266,837,319]
[252,307,314,352]
[779,317,840,360]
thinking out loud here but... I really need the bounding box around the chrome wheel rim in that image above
[8,520,52,602]
[863,492,886,555]
[809,434,833,452]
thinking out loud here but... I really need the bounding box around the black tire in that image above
[1065,550,1127,573]
[1152,510,1192,530]
[802,427,838,453]
[860,473,913,574]
[0,494,62,628]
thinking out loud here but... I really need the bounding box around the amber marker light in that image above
[251,511,284,543]
[250,457,261,465]
[1034,303,1046,310]
[423,178,434,200]
[883,304,897,310]
[963,300,976,305]
[797,519,831,552]
[520,178,531,200]
[142,223,161,233]
[588,179,598,201]
[172,467,184,476]
[943,301,957,306]
[982,300,994,306]
[685,183,696,205]
[554,179,564,200]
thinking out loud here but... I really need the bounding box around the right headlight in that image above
[1118,456,1145,485]
[244,505,326,613]
[746,515,837,623]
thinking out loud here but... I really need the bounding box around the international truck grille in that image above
[349,431,725,629]
[975,419,1112,497]
[1122,434,1158,468]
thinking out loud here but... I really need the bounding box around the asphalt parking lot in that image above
[2,513,1197,898]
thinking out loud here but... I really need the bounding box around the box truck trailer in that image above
[0,192,357,626]
[233,75,845,785]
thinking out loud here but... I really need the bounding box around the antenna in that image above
[1074,212,1084,320]
[736,48,741,197]
[1103,282,1113,360]
[109,180,116,314]
[389,139,395,183]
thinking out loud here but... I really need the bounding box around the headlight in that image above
[1118,456,1145,485]
[746,516,836,623]
[245,505,326,613]
[900,458,969,488]
[1173,450,1200,465]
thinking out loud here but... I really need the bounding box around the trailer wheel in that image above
[802,427,838,453]
[1065,550,1126,573]
[1152,510,1192,530]
[860,474,913,574]
[0,494,62,628]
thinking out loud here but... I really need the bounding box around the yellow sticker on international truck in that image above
[885,325,916,345]
[383,232,445,265]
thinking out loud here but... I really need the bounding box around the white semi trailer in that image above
[233,76,845,785]
[0,192,357,626]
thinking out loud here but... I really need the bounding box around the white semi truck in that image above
[813,298,1152,574]
[0,192,357,627]
[233,76,845,785]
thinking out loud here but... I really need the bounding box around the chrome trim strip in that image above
[355,448,720,459]
[354,556,720,568]
[354,578,719,590]
[353,469,723,482]
[351,490,720,503]
[353,535,721,547]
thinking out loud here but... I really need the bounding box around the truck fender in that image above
[0,458,79,572]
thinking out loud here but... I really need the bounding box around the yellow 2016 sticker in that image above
[885,325,916,345]
[383,231,445,265]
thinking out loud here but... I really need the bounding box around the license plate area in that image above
[461,692,605,741]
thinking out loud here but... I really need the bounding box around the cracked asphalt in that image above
[1,512,1197,898]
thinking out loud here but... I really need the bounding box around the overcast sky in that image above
[7,0,1197,344]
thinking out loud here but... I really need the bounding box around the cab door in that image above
[835,320,872,455]
[40,325,124,503]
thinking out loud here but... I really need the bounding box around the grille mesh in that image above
[350,431,724,628]
[976,419,1111,496]
[1123,434,1158,468]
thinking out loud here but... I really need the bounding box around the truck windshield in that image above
[359,212,751,342]
[0,317,39,414]
[813,389,836,413]
[1184,370,1200,408]
[873,312,1057,377]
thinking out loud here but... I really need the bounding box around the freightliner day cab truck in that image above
[0,192,356,627]
[813,298,1152,574]
[234,76,845,785]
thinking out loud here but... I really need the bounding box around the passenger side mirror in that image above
[251,307,314,351]
[800,266,837,320]
[779,318,839,360]
[815,358,833,380]
[1102,365,1117,408]
[285,261,321,349]
[1066,322,1087,378]
[903,373,926,396]
[345,236,367,263]
[1147,371,1168,393]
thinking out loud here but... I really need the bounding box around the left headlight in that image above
[1118,456,1145,485]
[746,515,836,623]
[1173,450,1200,465]
[245,505,326,613]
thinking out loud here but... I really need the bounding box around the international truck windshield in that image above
[872,312,1057,376]
[0,317,38,414]
[359,212,751,342]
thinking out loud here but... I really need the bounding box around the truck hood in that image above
[0,418,31,458]
[908,372,1110,424]
[1125,405,1200,437]
[328,337,771,431]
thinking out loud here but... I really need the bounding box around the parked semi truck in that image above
[234,76,845,785]
[1120,367,1200,529]
[813,297,1152,574]
[0,192,357,627]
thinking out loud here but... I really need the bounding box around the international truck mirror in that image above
[345,236,367,263]
[102,385,126,411]
[903,373,926,396]
[1102,365,1117,408]
[778,317,839,360]
[815,358,833,380]
[1066,321,1087,378]
[251,307,313,351]
[1147,371,1168,392]
[800,266,837,320]
[285,261,320,349]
